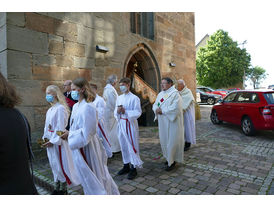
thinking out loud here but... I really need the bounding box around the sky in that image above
[194,1,274,89]
[2,0,273,89]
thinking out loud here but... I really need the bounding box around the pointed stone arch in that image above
[123,43,161,126]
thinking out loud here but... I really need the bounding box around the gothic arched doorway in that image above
[123,43,161,126]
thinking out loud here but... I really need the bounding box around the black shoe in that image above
[165,162,176,171]
[117,164,130,175]
[51,190,60,195]
[127,168,137,180]
[184,142,191,151]
[164,161,168,165]
[184,147,190,151]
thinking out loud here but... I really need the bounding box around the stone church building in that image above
[0,12,196,152]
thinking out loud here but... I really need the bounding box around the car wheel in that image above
[241,116,255,136]
[210,110,223,124]
[207,98,215,105]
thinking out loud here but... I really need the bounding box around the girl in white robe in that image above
[42,85,80,195]
[62,77,119,195]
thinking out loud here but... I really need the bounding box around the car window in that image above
[204,88,212,92]
[223,92,237,102]
[264,92,274,104]
[236,92,259,103]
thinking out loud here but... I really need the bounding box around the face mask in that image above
[120,85,128,93]
[46,94,54,103]
[71,90,80,101]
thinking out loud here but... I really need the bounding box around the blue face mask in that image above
[46,94,54,103]
[71,90,80,101]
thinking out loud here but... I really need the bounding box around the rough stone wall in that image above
[152,12,196,95]
[3,12,196,143]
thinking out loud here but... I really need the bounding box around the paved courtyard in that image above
[34,105,274,195]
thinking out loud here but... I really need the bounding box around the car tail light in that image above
[259,106,272,115]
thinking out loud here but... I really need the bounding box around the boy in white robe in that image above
[152,77,184,171]
[61,77,119,195]
[103,75,121,153]
[42,85,80,195]
[177,79,196,151]
[114,77,143,180]
[90,83,113,158]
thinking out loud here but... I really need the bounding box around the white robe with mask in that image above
[179,86,196,144]
[152,86,184,166]
[93,94,113,158]
[103,84,121,153]
[114,92,143,168]
[68,99,119,195]
[42,103,80,187]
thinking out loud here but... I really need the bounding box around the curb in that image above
[33,170,54,192]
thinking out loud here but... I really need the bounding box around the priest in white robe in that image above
[177,79,196,151]
[61,77,119,195]
[42,85,80,195]
[152,77,184,171]
[91,83,113,158]
[103,75,121,153]
[114,77,143,180]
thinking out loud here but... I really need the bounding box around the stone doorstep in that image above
[33,170,80,195]
[33,173,54,193]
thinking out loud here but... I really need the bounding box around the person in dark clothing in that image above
[0,72,37,195]
[63,80,77,131]
[63,80,77,109]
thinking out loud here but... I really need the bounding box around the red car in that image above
[210,90,274,135]
[197,86,227,98]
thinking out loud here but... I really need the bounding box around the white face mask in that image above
[119,85,128,93]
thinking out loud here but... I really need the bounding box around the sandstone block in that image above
[64,41,85,57]
[46,12,66,21]
[0,12,6,27]
[79,69,92,81]
[7,25,48,54]
[0,50,7,78]
[33,54,56,66]
[54,20,77,42]
[48,34,63,42]
[95,57,110,67]
[7,50,32,80]
[25,12,55,34]
[62,67,81,80]
[49,40,64,55]
[77,25,94,45]
[9,79,47,106]
[0,25,7,52]
[65,12,95,28]
[7,12,25,27]
[94,29,104,43]
[16,105,36,133]
[55,55,73,67]
[74,56,94,68]
[33,106,49,131]
[84,45,95,58]
[32,65,62,81]
[40,80,63,93]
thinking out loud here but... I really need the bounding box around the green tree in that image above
[246,66,267,89]
[196,30,251,89]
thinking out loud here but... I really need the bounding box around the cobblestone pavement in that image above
[33,105,274,195]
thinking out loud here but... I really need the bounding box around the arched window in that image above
[130,12,154,40]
